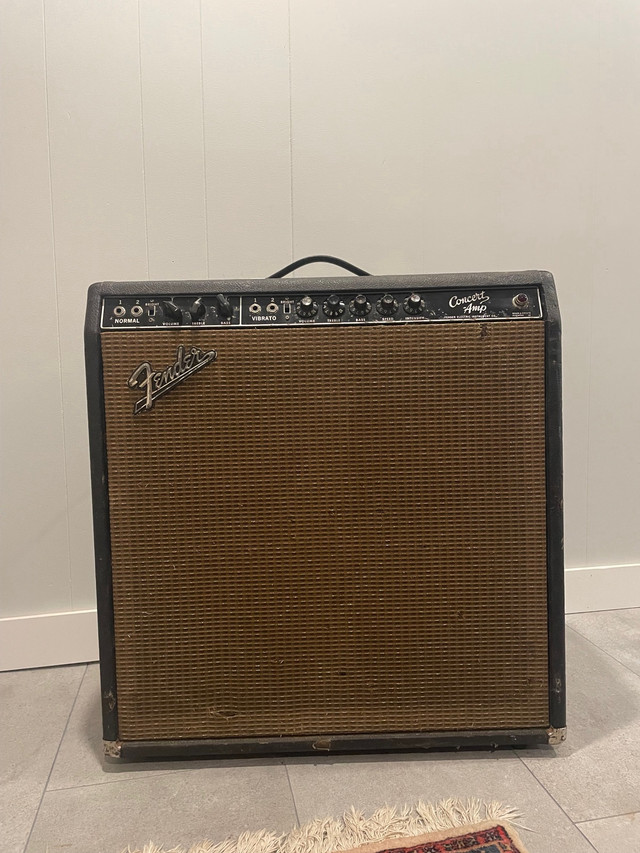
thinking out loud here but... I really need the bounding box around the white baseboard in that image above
[564,563,640,614]
[1,564,638,670]
[0,609,99,672]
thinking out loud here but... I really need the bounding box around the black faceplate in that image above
[100,286,541,329]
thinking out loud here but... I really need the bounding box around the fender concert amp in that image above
[85,258,565,760]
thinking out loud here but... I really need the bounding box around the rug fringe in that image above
[122,798,527,853]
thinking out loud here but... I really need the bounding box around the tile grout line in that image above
[283,763,301,827]
[514,752,600,853]
[46,766,211,793]
[574,820,612,851]
[22,664,88,853]
[570,607,640,614]
[576,809,640,826]
[45,761,284,793]
[567,622,640,680]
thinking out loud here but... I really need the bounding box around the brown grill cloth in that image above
[101,321,549,740]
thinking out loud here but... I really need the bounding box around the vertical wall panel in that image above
[290,0,600,567]
[587,1,640,566]
[45,0,148,608]
[139,0,208,279]
[0,0,71,616]
[290,0,427,274]
[201,0,292,278]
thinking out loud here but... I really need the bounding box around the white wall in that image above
[1,1,639,665]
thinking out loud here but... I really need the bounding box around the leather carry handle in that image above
[268,255,371,278]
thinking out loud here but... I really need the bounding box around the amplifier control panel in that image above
[101,286,541,329]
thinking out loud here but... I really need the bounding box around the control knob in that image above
[296,295,318,318]
[323,294,345,317]
[376,293,399,316]
[190,298,206,321]
[349,294,372,316]
[216,293,234,318]
[162,300,184,324]
[403,293,425,315]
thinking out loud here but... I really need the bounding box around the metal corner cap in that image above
[547,726,567,745]
[104,739,122,758]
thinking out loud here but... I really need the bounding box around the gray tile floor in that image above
[2,609,639,853]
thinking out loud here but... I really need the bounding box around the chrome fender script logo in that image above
[128,345,217,414]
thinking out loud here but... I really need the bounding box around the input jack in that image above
[113,305,126,317]
[249,302,261,314]
[266,302,279,314]
[131,305,144,317]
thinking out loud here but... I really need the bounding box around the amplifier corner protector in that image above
[103,739,122,758]
[547,726,567,745]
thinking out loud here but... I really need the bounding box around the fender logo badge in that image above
[128,345,217,414]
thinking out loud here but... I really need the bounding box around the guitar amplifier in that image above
[85,260,565,760]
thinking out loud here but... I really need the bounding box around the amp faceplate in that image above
[100,286,542,328]
[100,321,548,741]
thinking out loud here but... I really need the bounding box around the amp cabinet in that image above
[85,265,565,760]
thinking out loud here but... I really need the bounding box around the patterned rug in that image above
[122,800,530,853]
[341,820,528,853]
